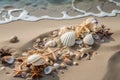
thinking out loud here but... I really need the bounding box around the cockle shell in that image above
[45,40,57,47]
[83,34,94,45]
[3,56,14,64]
[60,31,75,47]
[44,66,53,75]
[27,54,46,66]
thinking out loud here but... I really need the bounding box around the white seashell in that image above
[73,61,78,65]
[83,34,94,45]
[60,31,75,47]
[3,56,14,64]
[53,63,60,69]
[44,66,53,75]
[27,54,46,66]
[45,40,57,47]
[22,52,28,56]
[69,52,75,57]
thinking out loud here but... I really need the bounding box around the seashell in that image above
[9,36,19,43]
[27,54,46,66]
[85,17,98,25]
[44,66,53,75]
[52,31,58,37]
[35,38,41,43]
[63,58,72,65]
[3,56,14,64]
[60,31,76,47]
[60,63,67,69]
[53,63,60,69]
[22,52,28,56]
[45,40,57,47]
[83,34,94,45]
[0,67,6,70]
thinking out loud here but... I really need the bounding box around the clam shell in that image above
[45,40,57,47]
[27,54,46,66]
[60,31,75,47]
[44,66,53,75]
[3,56,14,64]
[83,34,94,45]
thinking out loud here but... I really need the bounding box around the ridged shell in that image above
[27,54,46,66]
[44,66,53,75]
[83,34,94,45]
[60,31,75,47]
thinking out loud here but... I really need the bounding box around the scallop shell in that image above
[45,40,57,47]
[27,54,46,66]
[3,56,14,64]
[83,34,94,45]
[44,66,53,75]
[60,31,75,47]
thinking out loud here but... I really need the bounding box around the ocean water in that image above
[0,0,120,24]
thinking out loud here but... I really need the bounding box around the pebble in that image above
[9,36,19,43]
[73,61,79,65]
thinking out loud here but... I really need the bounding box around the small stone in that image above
[0,67,5,70]
[52,31,58,37]
[101,39,105,42]
[53,63,60,69]
[73,61,78,65]
[9,36,19,43]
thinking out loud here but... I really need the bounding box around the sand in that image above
[0,15,120,80]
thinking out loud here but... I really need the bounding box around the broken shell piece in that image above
[63,58,72,65]
[45,40,57,47]
[60,31,76,47]
[44,66,53,75]
[83,34,94,45]
[9,36,19,43]
[27,54,46,66]
[53,63,60,69]
[3,56,14,64]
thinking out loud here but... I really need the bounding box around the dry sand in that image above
[0,15,120,80]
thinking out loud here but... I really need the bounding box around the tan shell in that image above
[75,53,81,60]
[45,40,57,47]
[60,63,67,68]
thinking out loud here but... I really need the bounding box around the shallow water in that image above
[0,0,120,24]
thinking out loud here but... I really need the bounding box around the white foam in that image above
[0,0,120,24]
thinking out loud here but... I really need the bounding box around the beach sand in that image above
[0,15,120,80]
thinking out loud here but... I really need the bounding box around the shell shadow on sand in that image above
[103,51,120,80]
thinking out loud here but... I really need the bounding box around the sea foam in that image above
[0,0,120,24]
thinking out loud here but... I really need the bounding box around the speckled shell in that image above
[83,34,94,45]
[60,31,75,47]
[44,66,53,75]
[27,54,46,66]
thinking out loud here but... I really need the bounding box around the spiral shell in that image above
[83,34,94,45]
[60,31,75,47]
[27,54,46,66]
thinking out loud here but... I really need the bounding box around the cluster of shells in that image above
[0,18,113,80]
